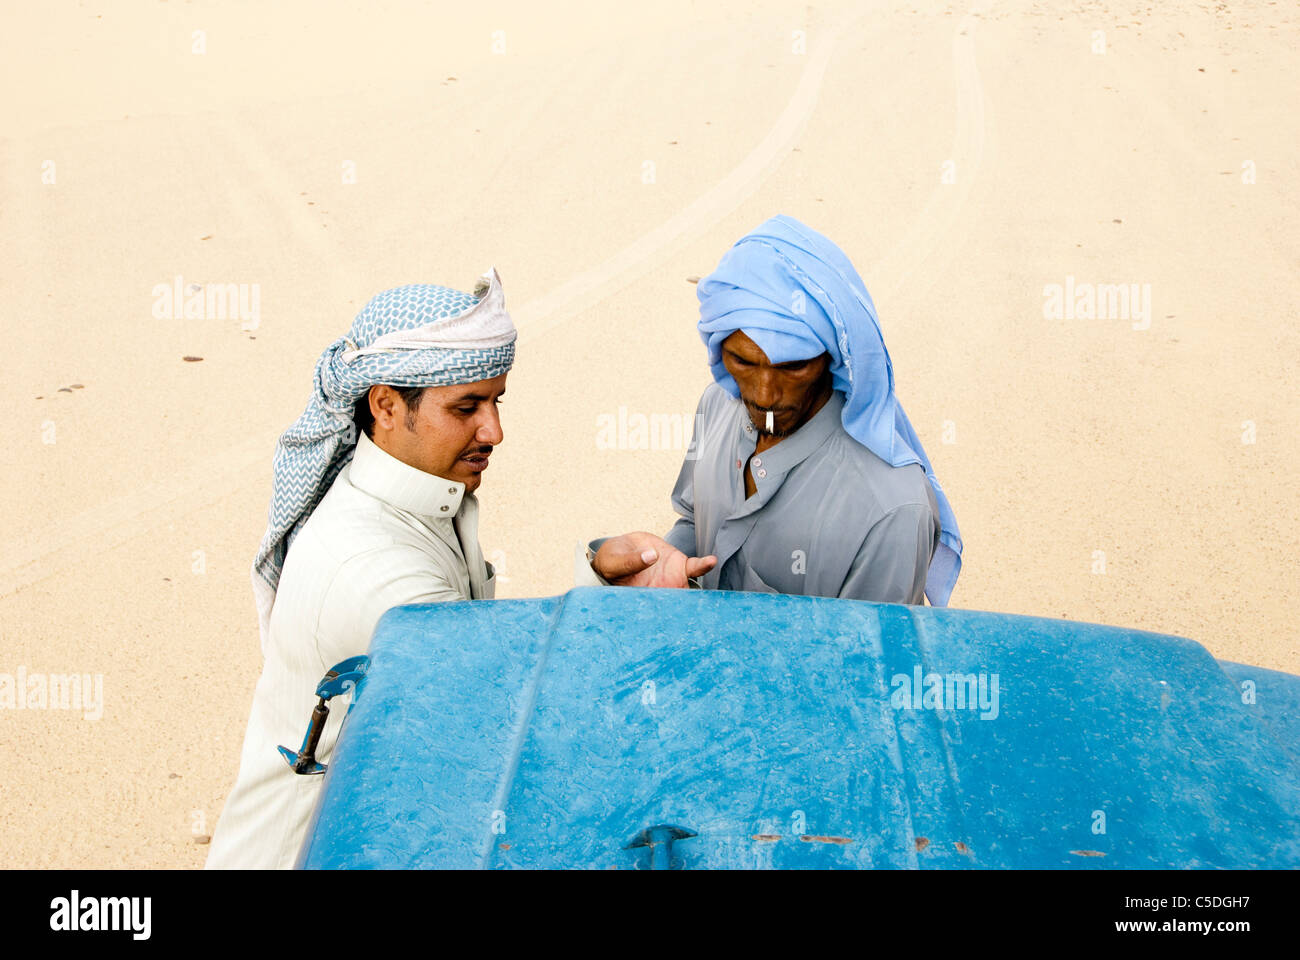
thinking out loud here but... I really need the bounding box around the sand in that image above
[1,0,1296,867]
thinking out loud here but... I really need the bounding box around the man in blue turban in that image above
[208,269,516,868]
[582,217,962,606]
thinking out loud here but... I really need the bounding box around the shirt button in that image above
[448,487,456,494]
[752,457,762,467]
[736,459,742,469]
[757,468,767,479]
[440,505,449,512]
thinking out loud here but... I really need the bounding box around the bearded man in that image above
[207,270,515,868]
[581,217,963,606]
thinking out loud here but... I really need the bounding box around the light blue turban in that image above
[697,216,962,607]
[252,269,516,641]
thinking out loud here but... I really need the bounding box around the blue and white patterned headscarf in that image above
[697,216,962,607]
[252,268,516,643]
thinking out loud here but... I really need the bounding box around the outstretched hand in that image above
[592,532,717,589]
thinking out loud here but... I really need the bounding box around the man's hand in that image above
[592,532,717,588]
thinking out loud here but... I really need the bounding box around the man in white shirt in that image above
[206,269,515,868]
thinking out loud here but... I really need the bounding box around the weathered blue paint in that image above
[296,588,1300,869]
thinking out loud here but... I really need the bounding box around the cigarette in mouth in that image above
[766,410,774,432]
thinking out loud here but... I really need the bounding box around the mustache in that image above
[460,446,493,458]
[745,404,795,419]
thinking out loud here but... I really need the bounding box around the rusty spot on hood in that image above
[914,837,930,852]
[752,834,782,843]
[1070,849,1105,857]
[800,835,853,845]
[954,841,972,854]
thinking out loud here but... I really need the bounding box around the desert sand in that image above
[1,0,1296,867]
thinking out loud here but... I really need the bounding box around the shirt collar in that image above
[739,388,844,476]
[347,431,467,518]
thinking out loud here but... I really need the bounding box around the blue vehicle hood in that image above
[297,588,1300,869]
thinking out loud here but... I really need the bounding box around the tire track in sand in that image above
[0,1,992,597]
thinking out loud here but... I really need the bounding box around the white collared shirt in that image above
[206,431,494,869]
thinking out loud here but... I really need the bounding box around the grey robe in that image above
[663,383,940,603]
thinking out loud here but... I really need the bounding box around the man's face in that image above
[720,331,831,437]
[368,373,508,493]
